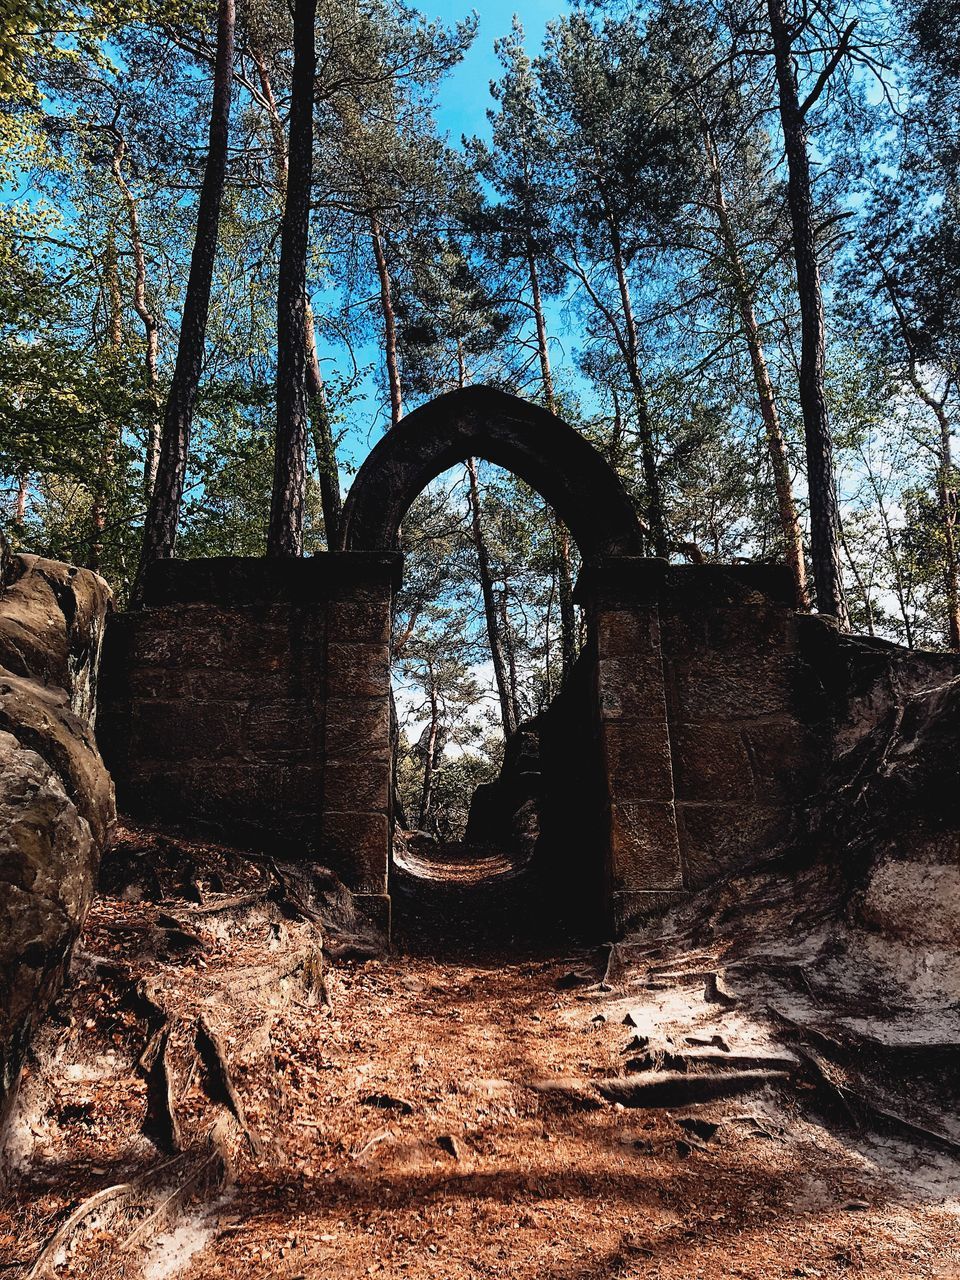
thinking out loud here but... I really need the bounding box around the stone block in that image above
[597,653,668,720]
[677,803,792,891]
[612,889,687,936]
[661,602,795,661]
[609,800,684,892]
[600,718,675,802]
[741,719,824,802]
[321,811,389,893]
[183,665,294,703]
[351,892,391,944]
[129,619,259,674]
[119,763,198,821]
[245,699,318,756]
[671,722,755,803]
[131,699,244,760]
[322,760,391,813]
[327,599,391,646]
[665,654,796,722]
[325,642,390,700]
[278,764,324,814]
[187,761,288,821]
[324,698,391,761]
[595,607,662,660]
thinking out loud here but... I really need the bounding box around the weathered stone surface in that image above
[666,654,797,722]
[321,812,390,893]
[325,643,390,700]
[324,698,391,761]
[609,801,684,892]
[859,858,960,946]
[670,723,755,804]
[597,654,668,719]
[322,761,390,814]
[596,608,661,660]
[326,599,391,645]
[740,719,823,801]
[600,719,675,802]
[0,554,111,723]
[0,733,99,1139]
[131,698,246,761]
[0,553,114,1152]
[677,804,791,891]
[0,673,113,844]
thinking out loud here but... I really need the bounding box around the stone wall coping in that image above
[141,552,404,608]
[574,557,796,608]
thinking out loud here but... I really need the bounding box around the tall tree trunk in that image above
[767,0,848,625]
[466,456,518,738]
[526,240,577,674]
[934,406,959,650]
[906,382,960,651]
[419,669,439,831]
[698,110,809,610]
[133,0,235,598]
[871,252,960,651]
[252,46,342,546]
[606,214,668,556]
[527,244,556,408]
[110,133,161,500]
[267,0,315,556]
[371,211,403,429]
[499,588,520,721]
[89,225,123,572]
[14,473,28,524]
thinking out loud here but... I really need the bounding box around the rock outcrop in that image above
[0,546,114,1152]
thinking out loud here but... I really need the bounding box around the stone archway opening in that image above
[340,386,646,945]
[99,384,826,951]
[384,458,582,947]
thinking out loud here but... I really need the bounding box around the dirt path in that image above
[3,829,959,1279]
[202,945,959,1280]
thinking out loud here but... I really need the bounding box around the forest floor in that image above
[1,827,959,1280]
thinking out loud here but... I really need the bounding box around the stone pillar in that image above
[577,559,685,935]
[319,564,396,937]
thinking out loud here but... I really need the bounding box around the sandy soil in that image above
[2,829,959,1280]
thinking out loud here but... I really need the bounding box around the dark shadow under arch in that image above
[338,385,644,558]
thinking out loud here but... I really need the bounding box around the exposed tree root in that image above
[24,1183,135,1279]
[195,1017,261,1157]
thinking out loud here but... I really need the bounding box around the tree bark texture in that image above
[267,0,316,556]
[767,0,848,625]
[88,224,123,572]
[111,133,161,500]
[526,241,578,674]
[371,211,403,429]
[418,671,439,830]
[467,456,518,739]
[607,214,668,557]
[253,46,342,546]
[133,0,235,595]
[698,110,809,609]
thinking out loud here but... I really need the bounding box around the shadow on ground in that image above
[390,834,585,959]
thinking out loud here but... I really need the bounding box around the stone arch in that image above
[339,385,644,558]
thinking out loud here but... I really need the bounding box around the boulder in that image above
[0,549,114,1153]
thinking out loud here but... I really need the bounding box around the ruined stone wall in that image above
[580,561,831,935]
[97,555,399,934]
[98,552,960,943]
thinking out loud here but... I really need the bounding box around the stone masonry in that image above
[97,554,400,936]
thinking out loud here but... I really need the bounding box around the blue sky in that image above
[432,0,568,143]
[331,0,576,471]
